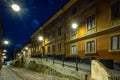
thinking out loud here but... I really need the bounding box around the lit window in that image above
[71,45,77,54]
[86,41,95,53]
[87,15,95,30]
[111,35,120,50]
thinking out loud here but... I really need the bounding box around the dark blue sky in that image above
[1,0,68,59]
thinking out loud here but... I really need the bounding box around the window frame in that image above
[71,45,77,55]
[70,27,77,36]
[47,46,50,53]
[58,43,62,52]
[111,35,120,50]
[87,15,96,31]
[58,27,62,36]
[52,45,55,53]
[86,40,95,53]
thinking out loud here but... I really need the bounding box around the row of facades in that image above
[29,0,120,62]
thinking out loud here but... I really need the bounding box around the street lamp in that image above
[3,50,7,53]
[3,40,9,45]
[3,56,7,59]
[38,36,43,41]
[72,23,78,29]
[25,47,28,50]
[11,4,21,12]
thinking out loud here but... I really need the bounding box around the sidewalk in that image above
[33,58,90,72]
[0,66,22,80]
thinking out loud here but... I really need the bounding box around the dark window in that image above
[111,1,120,20]
[111,35,120,50]
[86,0,93,4]
[52,45,55,52]
[71,7,77,15]
[87,15,95,30]
[87,41,95,52]
[58,43,62,52]
[71,45,77,54]
[48,46,50,53]
[58,27,62,36]
[52,31,55,39]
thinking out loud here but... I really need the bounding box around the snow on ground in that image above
[10,67,69,80]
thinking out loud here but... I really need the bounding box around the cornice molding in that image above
[66,24,120,44]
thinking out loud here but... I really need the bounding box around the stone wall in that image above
[24,58,90,80]
[90,60,120,80]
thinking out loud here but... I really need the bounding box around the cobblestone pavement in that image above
[0,66,22,80]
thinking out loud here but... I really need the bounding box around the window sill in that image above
[85,52,96,54]
[70,54,77,56]
[108,50,120,52]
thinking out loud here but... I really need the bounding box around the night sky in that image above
[1,0,68,59]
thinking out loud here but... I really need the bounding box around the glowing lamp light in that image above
[2,53,5,56]
[38,36,43,41]
[72,23,78,29]
[3,56,7,59]
[18,53,20,56]
[25,47,28,50]
[11,4,20,12]
[3,50,7,53]
[4,40,9,45]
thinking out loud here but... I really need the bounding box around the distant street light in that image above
[3,40,9,45]
[3,56,6,59]
[25,47,28,50]
[38,36,43,41]
[2,53,5,56]
[72,23,78,29]
[3,50,7,53]
[11,4,21,12]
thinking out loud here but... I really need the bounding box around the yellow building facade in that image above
[31,0,120,62]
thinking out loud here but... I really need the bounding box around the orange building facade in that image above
[31,0,120,62]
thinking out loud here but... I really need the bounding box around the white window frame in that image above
[85,39,96,54]
[70,45,77,55]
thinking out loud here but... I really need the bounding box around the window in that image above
[111,35,120,50]
[58,43,62,52]
[47,46,50,53]
[111,1,120,20]
[86,41,95,53]
[52,45,55,52]
[71,28,77,36]
[52,31,55,39]
[58,27,62,36]
[87,15,95,30]
[48,35,50,42]
[71,7,77,15]
[71,45,77,54]
[86,0,93,4]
